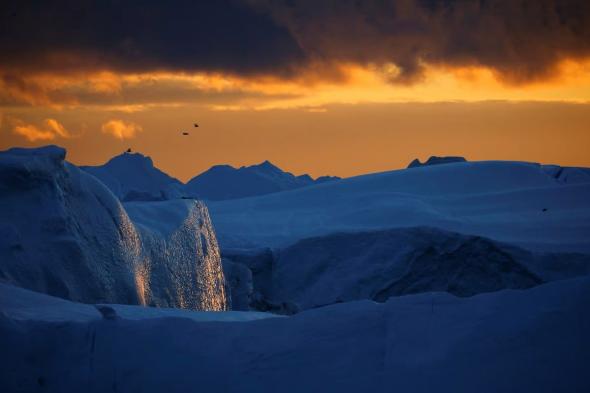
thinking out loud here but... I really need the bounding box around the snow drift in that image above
[1,277,588,393]
[0,146,227,310]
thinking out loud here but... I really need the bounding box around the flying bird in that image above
[194,123,199,127]
[182,132,189,136]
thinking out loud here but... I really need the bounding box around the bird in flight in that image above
[194,123,199,128]
[182,132,189,136]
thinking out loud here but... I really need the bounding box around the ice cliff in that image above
[0,146,227,310]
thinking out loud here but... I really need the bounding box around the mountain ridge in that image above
[81,151,341,202]
[185,159,340,200]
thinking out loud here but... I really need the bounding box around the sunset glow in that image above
[1,0,590,179]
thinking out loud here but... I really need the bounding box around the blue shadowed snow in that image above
[208,160,590,252]
[0,277,588,392]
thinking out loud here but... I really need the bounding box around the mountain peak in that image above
[251,160,281,172]
[108,151,154,168]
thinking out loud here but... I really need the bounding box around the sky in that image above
[1,0,589,181]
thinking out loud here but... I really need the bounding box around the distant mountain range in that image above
[81,152,340,202]
[185,160,340,201]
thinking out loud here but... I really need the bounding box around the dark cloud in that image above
[250,0,590,83]
[0,0,305,76]
[1,0,590,84]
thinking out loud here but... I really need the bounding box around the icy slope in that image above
[0,146,227,310]
[270,227,590,310]
[81,152,184,201]
[1,277,588,393]
[209,160,590,251]
[185,160,339,201]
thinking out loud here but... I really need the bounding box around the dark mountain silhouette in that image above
[408,156,467,168]
[185,160,340,201]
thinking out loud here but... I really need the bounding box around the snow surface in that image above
[81,152,184,201]
[0,146,228,310]
[208,160,590,252]
[0,282,277,323]
[1,277,588,392]
[185,160,340,201]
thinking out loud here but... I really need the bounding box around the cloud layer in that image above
[251,0,590,84]
[0,0,303,76]
[1,0,589,84]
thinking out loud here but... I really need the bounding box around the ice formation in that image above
[0,146,227,310]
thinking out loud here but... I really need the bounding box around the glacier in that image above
[0,146,228,310]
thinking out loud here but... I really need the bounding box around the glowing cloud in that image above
[101,119,143,140]
[12,118,70,141]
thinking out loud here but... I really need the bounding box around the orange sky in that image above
[1,61,590,181]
